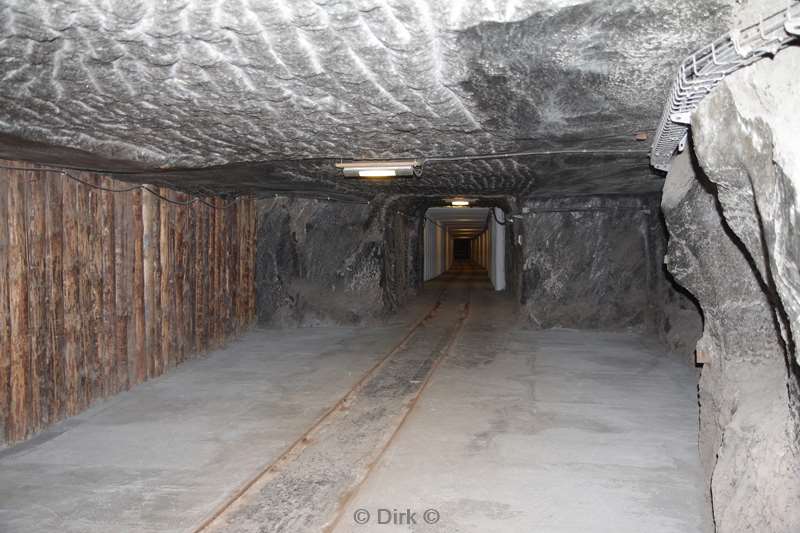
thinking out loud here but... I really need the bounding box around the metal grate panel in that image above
[651,1,800,172]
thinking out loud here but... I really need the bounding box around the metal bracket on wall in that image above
[650,1,800,172]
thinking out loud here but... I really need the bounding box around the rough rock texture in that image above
[657,265,704,365]
[661,46,800,532]
[382,201,425,312]
[0,0,731,196]
[519,194,696,335]
[255,197,385,325]
[254,196,425,325]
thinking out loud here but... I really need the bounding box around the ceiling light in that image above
[336,159,421,179]
[450,199,470,207]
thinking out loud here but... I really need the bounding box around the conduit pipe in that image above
[650,1,800,171]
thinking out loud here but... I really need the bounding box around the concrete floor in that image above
[0,264,707,533]
[334,288,708,533]
[0,300,436,533]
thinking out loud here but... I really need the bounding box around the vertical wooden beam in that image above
[219,199,225,341]
[242,198,249,325]
[209,199,216,346]
[131,189,146,385]
[100,177,116,397]
[45,173,65,423]
[142,187,161,378]
[25,167,47,431]
[113,180,131,394]
[241,198,249,326]
[209,199,218,347]
[160,188,174,370]
[87,176,103,402]
[62,178,80,416]
[76,175,92,409]
[249,198,257,323]
[194,201,207,353]
[236,199,244,331]
[174,193,187,364]
[229,200,238,335]
[216,197,224,345]
[0,168,12,441]
[186,198,196,355]
[221,198,228,340]
[8,168,30,441]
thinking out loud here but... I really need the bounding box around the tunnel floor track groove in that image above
[194,285,472,533]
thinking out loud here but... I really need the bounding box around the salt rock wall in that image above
[255,197,384,326]
[519,194,695,335]
[255,197,423,326]
[662,47,800,532]
[382,203,424,313]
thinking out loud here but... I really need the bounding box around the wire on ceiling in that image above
[0,164,241,209]
[422,147,650,164]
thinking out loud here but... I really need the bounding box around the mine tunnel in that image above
[0,1,799,532]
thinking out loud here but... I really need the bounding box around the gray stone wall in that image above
[255,197,386,326]
[661,47,800,533]
[382,203,425,313]
[254,196,425,326]
[518,194,699,343]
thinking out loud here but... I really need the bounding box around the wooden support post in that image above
[160,188,174,370]
[143,187,162,378]
[0,169,12,441]
[186,198,196,356]
[45,172,65,422]
[25,167,47,431]
[131,189,146,385]
[208,198,222,348]
[90,178,105,399]
[113,179,131,394]
[76,175,92,409]
[228,200,238,336]
[249,198,257,323]
[194,201,208,353]
[62,178,80,416]
[236,199,245,331]
[175,194,188,363]
[8,168,31,441]
[100,177,117,397]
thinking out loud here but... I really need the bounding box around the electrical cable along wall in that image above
[0,160,257,445]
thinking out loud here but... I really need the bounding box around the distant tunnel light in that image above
[450,199,470,207]
[336,159,421,178]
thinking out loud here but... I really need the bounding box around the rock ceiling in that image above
[0,0,732,199]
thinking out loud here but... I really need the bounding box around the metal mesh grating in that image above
[650,1,800,171]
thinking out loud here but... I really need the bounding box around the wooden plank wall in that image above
[0,160,257,445]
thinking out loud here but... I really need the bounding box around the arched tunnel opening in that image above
[0,2,799,533]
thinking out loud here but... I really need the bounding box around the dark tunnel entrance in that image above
[453,239,470,260]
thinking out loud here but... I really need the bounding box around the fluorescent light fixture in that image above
[359,169,397,178]
[335,159,421,179]
[450,199,470,207]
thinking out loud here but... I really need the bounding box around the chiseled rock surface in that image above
[693,48,800,368]
[254,197,386,325]
[519,194,667,330]
[661,46,800,532]
[0,0,729,195]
